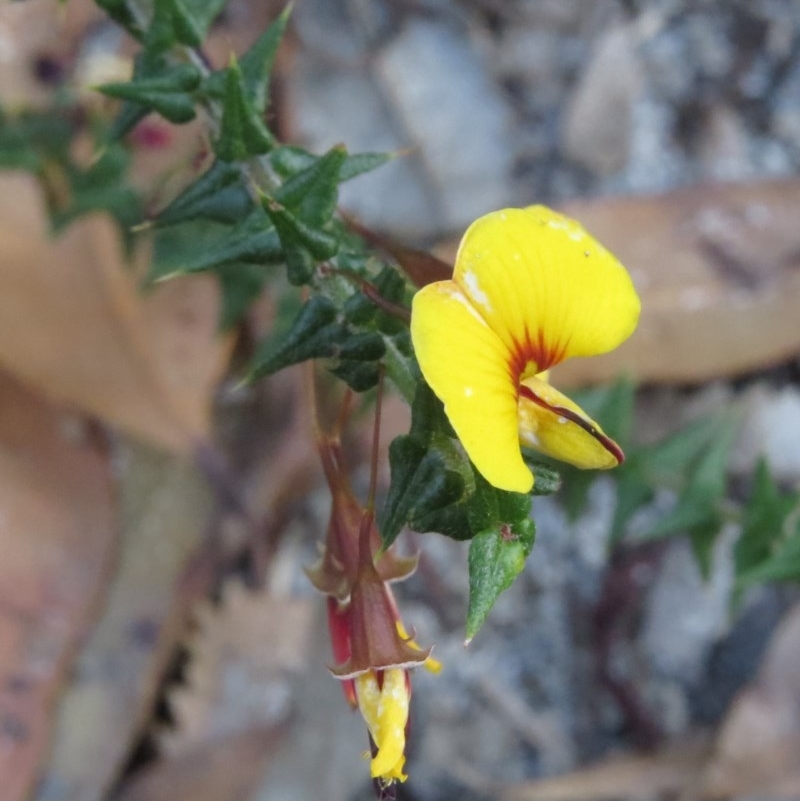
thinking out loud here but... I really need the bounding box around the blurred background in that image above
[1,1,800,800]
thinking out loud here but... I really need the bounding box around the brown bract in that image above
[305,437,417,601]
[329,565,429,679]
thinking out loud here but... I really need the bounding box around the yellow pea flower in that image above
[354,668,411,783]
[410,206,640,493]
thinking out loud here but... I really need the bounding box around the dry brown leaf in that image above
[163,581,314,757]
[701,602,800,799]
[0,172,232,454]
[114,728,282,801]
[0,370,116,801]
[36,441,216,801]
[555,179,800,385]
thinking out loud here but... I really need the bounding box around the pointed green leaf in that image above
[735,530,800,588]
[238,3,291,113]
[215,59,274,161]
[688,519,722,580]
[99,64,201,124]
[736,460,800,578]
[250,295,346,378]
[95,0,144,39]
[524,461,562,496]
[275,145,346,227]
[156,160,253,226]
[262,202,313,285]
[204,5,291,111]
[339,151,393,181]
[408,381,454,440]
[158,209,283,275]
[645,412,738,539]
[216,262,268,330]
[330,360,381,392]
[145,0,205,49]
[188,0,230,38]
[466,515,535,641]
[642,414,729,489]
[409,504,471,541]
[270,145,392,182]
[263,199,339,260]
[268,145,317,178]
[380,435,468,548]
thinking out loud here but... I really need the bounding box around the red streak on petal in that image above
[511,329,568,379]
[518,384,625,465]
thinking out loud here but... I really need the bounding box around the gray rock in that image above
[287,57,442,237]
[375,20,516,232]
[640,534,734,686]
[562,25,642,175]
[733,384,800,482]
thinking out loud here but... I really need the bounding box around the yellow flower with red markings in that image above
[327,559,440,789]
[355,667,410,783]
[411,206,640,493]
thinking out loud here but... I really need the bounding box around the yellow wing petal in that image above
[453,206,640,373]
[518,374,623,469]
[411,281,533,493]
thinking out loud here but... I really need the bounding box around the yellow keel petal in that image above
[518,375,623,469]
[355,669,410,782]
[411,281,532,493]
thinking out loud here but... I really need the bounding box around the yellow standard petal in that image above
[453,206,640,374]
[410,281,533,493]
[518,374,623,469]
[355,668,410,783]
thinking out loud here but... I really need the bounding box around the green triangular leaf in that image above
[521,459,562,496]
[99,63,201,124]
[735,531,800,588]
[645,411,738,540]
[237,3,291,113]
[339,151,394,181]
[250,295,344,378]
[380,434,468,548]
[263,198,339,260]
[736,460,800,577]
[156,160,253,226]
[275,145,346,227]
[188,0,230,38]
[732,461,800,596]
[466,513,535,642]
[269,146,392,182]
[216,262,268,330]
[262,198,338,285]
[204,4,291,112]
[155,209,282,276]
[215,58,274,161]
[330,359,382,392]
[95,0,144,39]
[145,0,205,49]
